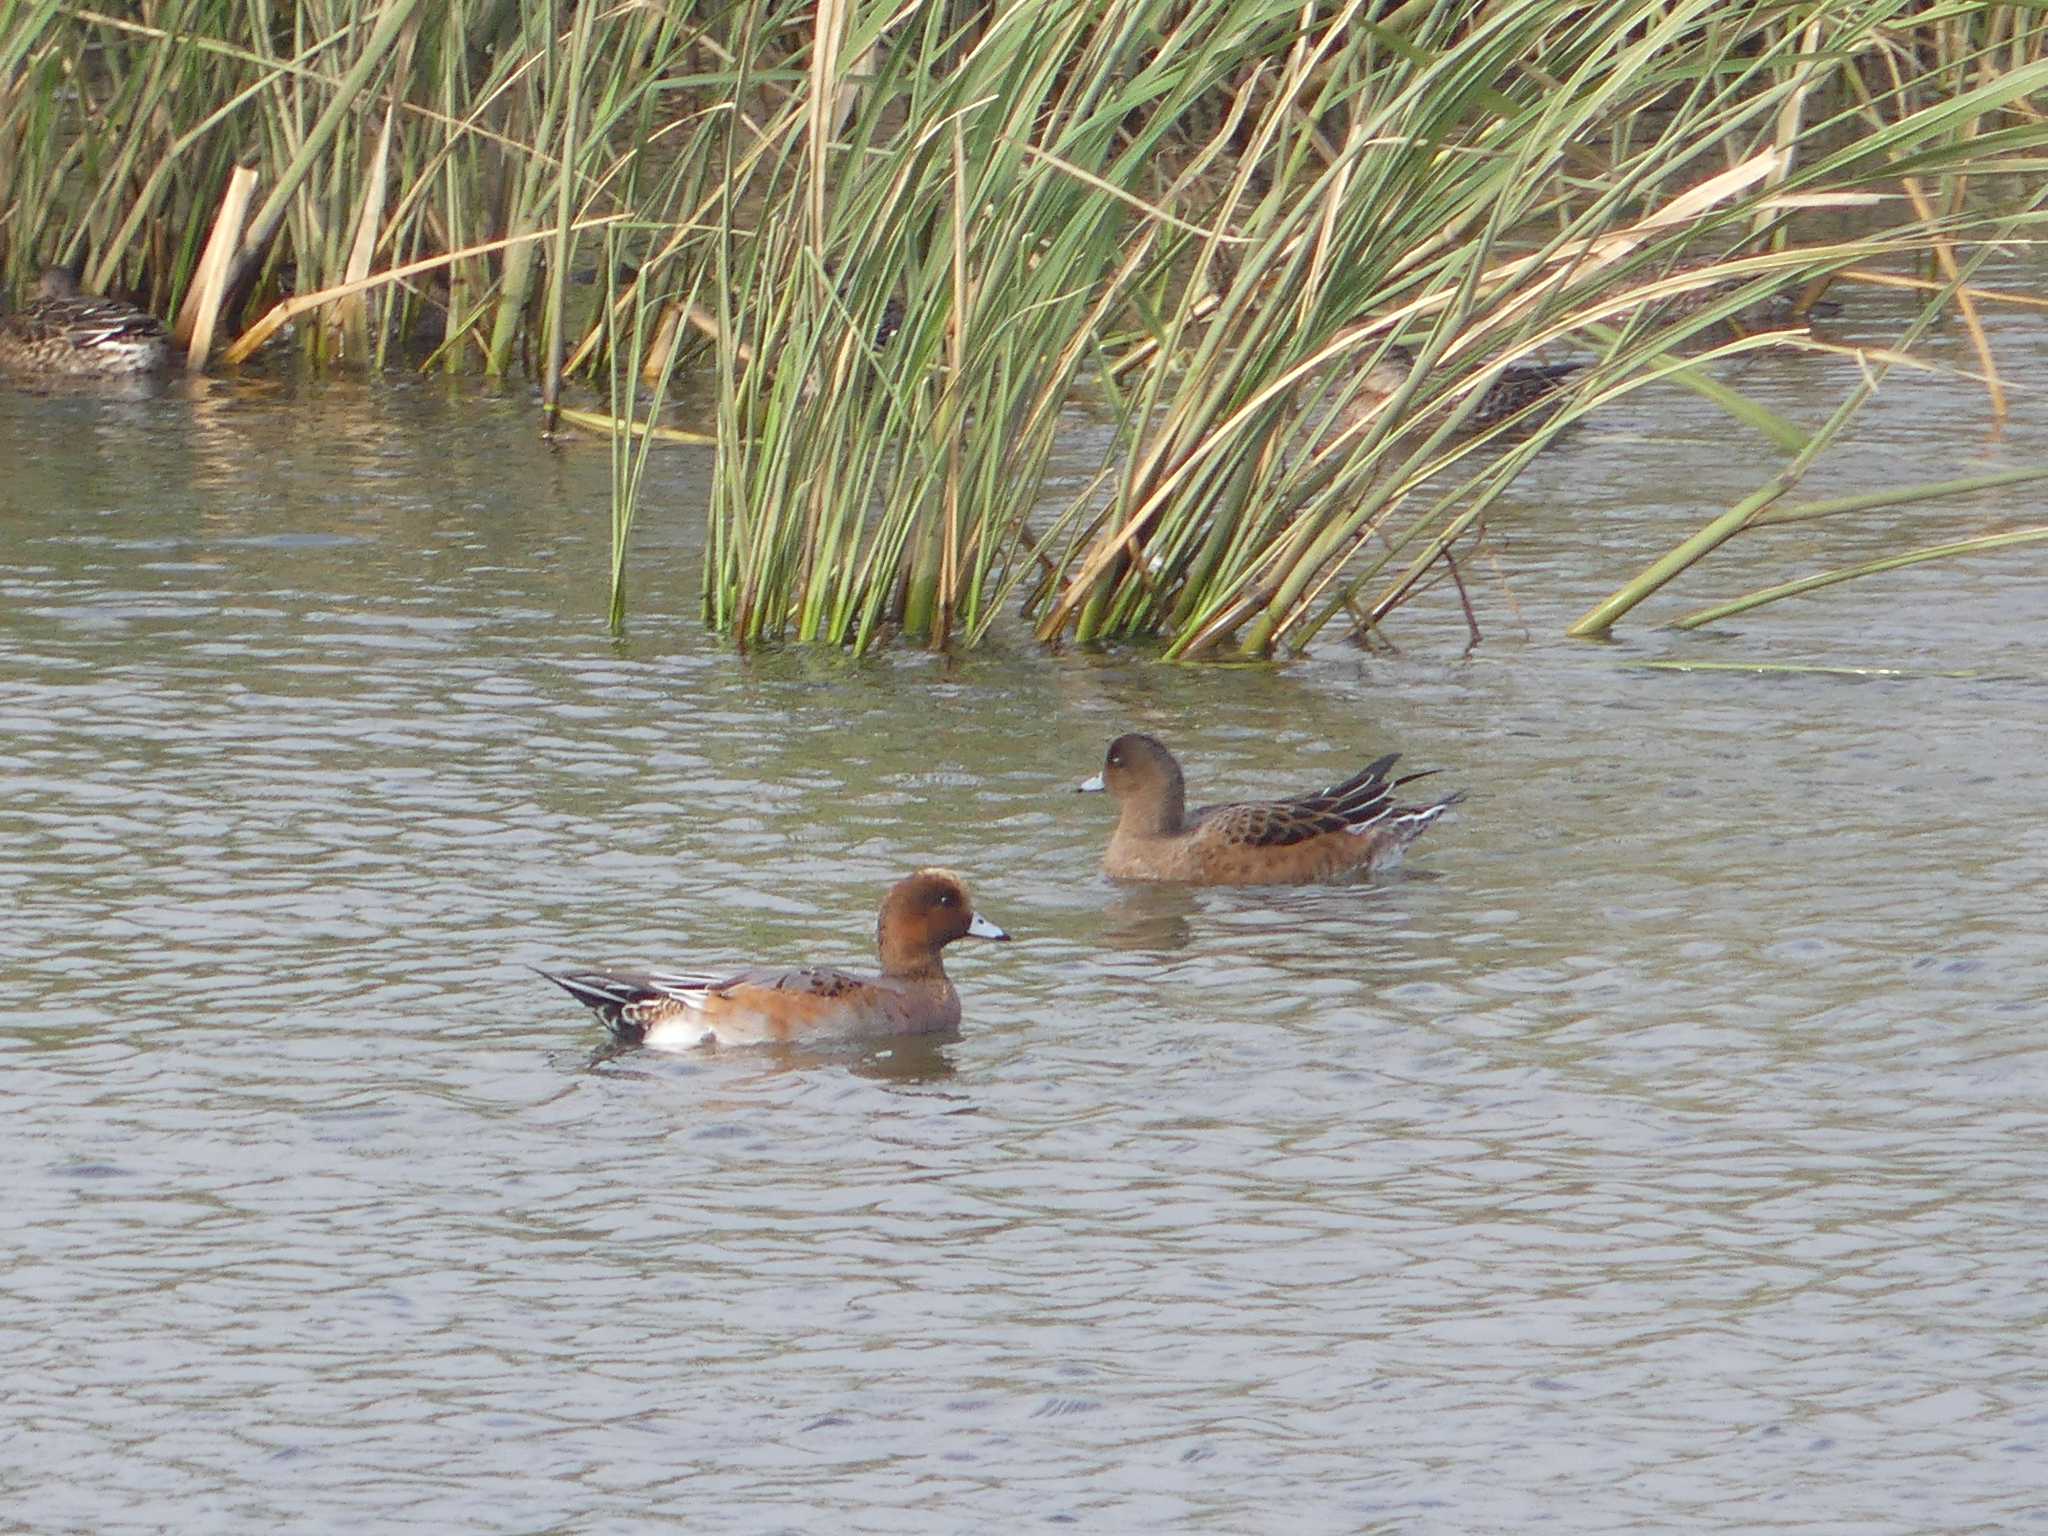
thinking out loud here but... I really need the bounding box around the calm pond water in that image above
[3,269,2046,1533]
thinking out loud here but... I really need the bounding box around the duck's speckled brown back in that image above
[2,272,171,378]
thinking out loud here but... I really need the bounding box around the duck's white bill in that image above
[967,912,1010,941]
[1076,773,1105,793]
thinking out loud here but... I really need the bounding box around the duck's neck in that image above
[879,941,947,982]
[1120,770,1186,837]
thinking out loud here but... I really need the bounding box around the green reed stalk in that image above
[539,0,588,425]
[5,0,2046,653]
[1670,526,2048,630]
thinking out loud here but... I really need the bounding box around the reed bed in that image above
[4,1,2045,652]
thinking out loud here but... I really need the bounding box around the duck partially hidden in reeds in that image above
[1328,344,1582,444]
[0,268,172,379]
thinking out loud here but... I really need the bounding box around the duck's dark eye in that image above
[1109,752,1122,766]
[937,890,955,906]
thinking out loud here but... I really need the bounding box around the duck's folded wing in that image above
[1276,752,1403,817]
[46,298,168,348]
[1186,751,1417,846]
[692,966,915,1043]
[637,965,878,1032]
[1293,758,1450,816]
[717,965,873,1000]
[1190,799,1368,849]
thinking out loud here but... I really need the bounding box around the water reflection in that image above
[1096,883,1199,952]
[569,1028,959,1084]
[844,1035,957,1083]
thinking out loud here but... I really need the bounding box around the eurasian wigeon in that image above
[541,868,1008,1048]
[1079,733,1462,885]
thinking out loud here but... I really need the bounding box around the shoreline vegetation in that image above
[6,2,2047,654]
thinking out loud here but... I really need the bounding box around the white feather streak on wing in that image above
[550,971,643,1007]
[1342,804,1401,835]
[639,970,731,1007]
[1394,802,1452,826]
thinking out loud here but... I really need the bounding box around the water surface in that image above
[3,275,2046,1532]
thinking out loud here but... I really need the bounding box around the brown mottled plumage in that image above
[1329,344,1581,443]
[540,868,1008,1048]
[1079,733,1462,885]
[0,268,171,378]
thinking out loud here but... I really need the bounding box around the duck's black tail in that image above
[535,967,651,1042]
[1355,788,1467,868]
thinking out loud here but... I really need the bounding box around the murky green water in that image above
[4,272,2045,1532]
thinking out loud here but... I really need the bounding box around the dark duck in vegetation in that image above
[1328,343,1583,443]
[0,268,172,379]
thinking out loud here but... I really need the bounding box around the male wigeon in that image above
[1079,733,1462,884]
[540,868,1008,1048]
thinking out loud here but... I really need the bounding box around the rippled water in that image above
[4,273,2046,1532]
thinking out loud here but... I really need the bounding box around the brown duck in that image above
[1,267,171,378]
[1330,344,1581,441]
[1079,733,1463,885]
[540,868,1009,1048]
